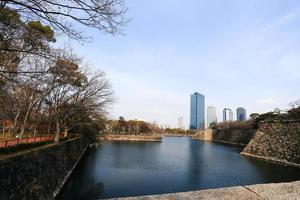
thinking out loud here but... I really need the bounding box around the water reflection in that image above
[57,136,300,200]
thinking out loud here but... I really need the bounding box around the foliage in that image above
[0,0,128,82]
[186,129,196,134]
[164,128,189,135]
[210,122,217,129]
[0,2,119,143]
[106,117,162,135]
[215,121,254,130]
[287,99,300,120]
[242,102,300,129]
[249,113,260,120]
[0,6,115,141]
[287,107,300,119]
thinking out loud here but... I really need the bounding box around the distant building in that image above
[237,107,247,121]
[207,106,217,128]
[177,117,184,129]
[190,92,205,130]
[223,108,233,122]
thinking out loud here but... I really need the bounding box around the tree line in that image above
[249,100,300,128]
[211,100,300,130]
[106,116,164,135]
[0,0,127,142]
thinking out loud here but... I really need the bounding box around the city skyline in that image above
[63,0,300,127]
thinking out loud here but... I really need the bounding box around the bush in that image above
[252,112,288,128]
[287,107,300,119]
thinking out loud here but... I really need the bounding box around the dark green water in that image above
[57,136,300,199]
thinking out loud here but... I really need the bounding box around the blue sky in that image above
[61,0,300,127]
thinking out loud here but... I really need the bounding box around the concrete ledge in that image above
[107,181,300,200]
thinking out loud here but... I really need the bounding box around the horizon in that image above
[60,0,300,127]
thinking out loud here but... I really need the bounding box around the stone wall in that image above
[242,121,300,167]
[0,137,89,200]
[193,128,256,145]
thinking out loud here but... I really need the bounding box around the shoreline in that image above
[99,134,163,142]
[241,152,300,168]
[163,134,194,137]
[193,138,247,147]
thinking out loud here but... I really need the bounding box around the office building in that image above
[223,108,233,122]
[190,92,205,130]
[207,106,217,128]
[237,107,247,121]
[177,117,184,129]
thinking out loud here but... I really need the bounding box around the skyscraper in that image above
[177,117,184,129]
[237,107,247,121]
[190,92,205,130]
[223,108,233,122]
[207,106,217,128]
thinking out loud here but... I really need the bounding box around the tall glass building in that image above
[223,108,233,122]
[190,92,205,130]
[237,107,246,121]
[207,106,217,128]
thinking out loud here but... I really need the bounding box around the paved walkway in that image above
[108,181,300,200]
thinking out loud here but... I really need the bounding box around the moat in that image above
[57,136,300,199]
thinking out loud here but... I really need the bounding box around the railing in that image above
[0,135,54,148]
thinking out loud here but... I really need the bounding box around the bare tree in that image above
[2,0,128,40]
[0,1,127,80]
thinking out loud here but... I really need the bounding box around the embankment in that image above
[193,128,256,146]
[0,137,89,200]
[193,120,300,167]
[241,120,300,167]
[99,134,163,142]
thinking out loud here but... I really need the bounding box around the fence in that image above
[0,135,54,148]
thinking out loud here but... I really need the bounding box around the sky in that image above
[60,0,300,128]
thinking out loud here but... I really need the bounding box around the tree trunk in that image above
[33,124,37,137]
[2,119,5,136]
[54,120,60,143]
[20,109,30,138]
[63,128,68,138]
[20,95,36,138]
[13,108,20,136]
[47,121,52,134]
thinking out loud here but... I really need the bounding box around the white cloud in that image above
[263,13,297,32]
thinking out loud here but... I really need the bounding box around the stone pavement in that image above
[108,181,300,200]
